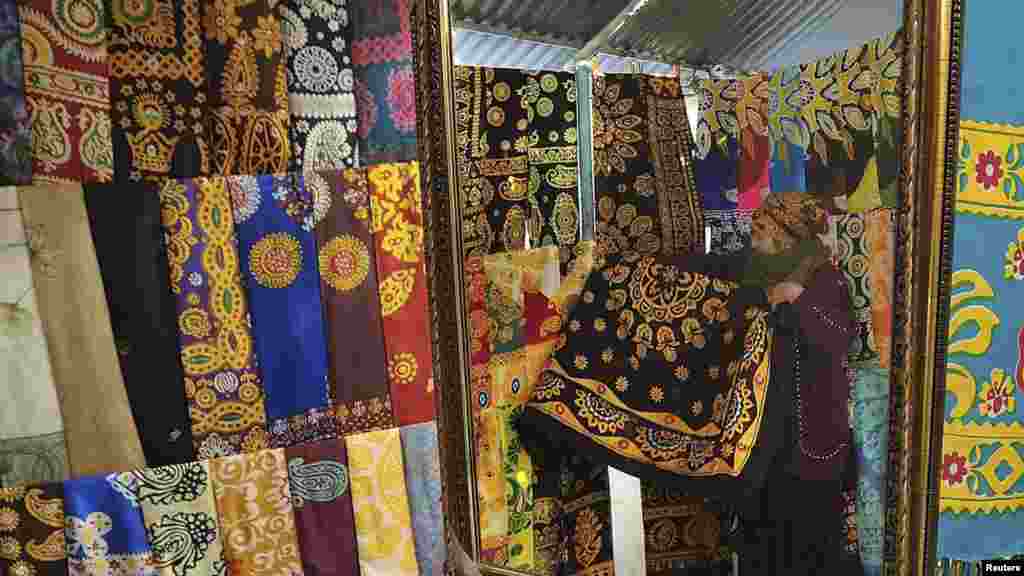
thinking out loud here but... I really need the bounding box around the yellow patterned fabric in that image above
[345,429,418,575]
[941,120,1024,515]
[209,449,303,576]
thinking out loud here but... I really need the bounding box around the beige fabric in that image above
[18,184,146,476]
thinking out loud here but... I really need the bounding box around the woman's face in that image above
[750,209,791,255]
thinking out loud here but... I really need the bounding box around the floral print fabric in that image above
[209,449,303,576]
[0,484,67,576]
[281,0,357,173]
[350,0,416,165]
[315,169,393,435]
[63,475,155,576]
[345,428,418,576]
[107,462,227,576]
[368,163,434,427]
[593,74,704,258]
[18,0,113,183]
[0,0,30,185]
[108,0,208,181]
[231,174,331,437]
[285,439,359,576]
[159,177,269,458]
[0,186,67,486]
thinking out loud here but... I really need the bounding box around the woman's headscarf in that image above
[740,192,832,287]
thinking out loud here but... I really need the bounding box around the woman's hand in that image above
[767,281,806,306]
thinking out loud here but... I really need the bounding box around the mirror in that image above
[407,0,965,574]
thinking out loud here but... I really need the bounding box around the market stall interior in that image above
[421,0,964,574]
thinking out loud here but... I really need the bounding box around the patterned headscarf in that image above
[754,191,829,248]
[742,192,831,287]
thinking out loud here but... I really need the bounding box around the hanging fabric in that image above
[0,187,67,486]
[345,428,419,576]
[852,365,890,576]
[641,484,721,572]
[203,0,291,175]
[367,163,435,426]
[107,462,227,576]
[18,0,113,183]
[280,0,358,172]
[400,422,445,576]
[63,475,156,576]
[159,177,269,458]
[18,185,145,477]
[864,32,903,210]
[735,73,771,210]
[350,0,416,165]
[0,0,30,185]
[834,212,880,364]
[558,457,615,576]
[704,209,753,255]
[694,78,740,211]
[314,169,394,435]
[764,65,809,196]
[232,174,332,444]
[865,209,895,368]
[285,439,360,576]
[108,0,209,181]
[0,484,67,576]
[84,184,195,466]
[209,449,304,576]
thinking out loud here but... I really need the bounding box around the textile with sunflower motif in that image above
[314,168,393,435]
[84,184,195,466]
[18,0,113,184]
[159,177,269,458]
[285,439,360,576]
[231,174,331,441]
[350,0,416,165]
[107,462,227,576]
[0,484,67,576]
[0,0,30,186]
[593,74,703,257]
[63,475,155,576]
[641,483,721,572]
[345,429,419,575]
[937,119,1024,560]
[367,162,435,426]
[108,0,209,181]
[452,65,532,258]
[210,449,304,576]
[204,0,291,176]
[280,0,358,173]
[520,251,781,501]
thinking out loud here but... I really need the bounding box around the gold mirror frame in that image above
[408,0,966,573]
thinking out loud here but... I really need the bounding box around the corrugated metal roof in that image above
[453,28,675,75]
[450,0,901,73]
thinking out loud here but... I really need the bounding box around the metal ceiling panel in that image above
[450,0,632,47]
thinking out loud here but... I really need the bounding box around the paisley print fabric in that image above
[593,74,703,257]
[452,66,531,258]
[108,0,209,181]
[0,484,67,576]
[0,187,67,486]
[0,0,30,185]
[159,177,269,458]
[18,185,146,477]
[281,0,357,172]
[84,184,195,466]
[203,0,290,176]
[350,0,416,165]
[232,174,331,437]
[107,462,227,576]
[368,163,435,426]
[400,422,445,576]
[315,169,393,435]
[560,458,614,576]
[285,440,359,576]
[63,475,155,576]
[345,428,418,575]
[18,0,113,183]
[519,251,778,499]
[209,449,303,576]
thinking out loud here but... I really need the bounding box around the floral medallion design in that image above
[318,234,370,293]
[249,232,302,289]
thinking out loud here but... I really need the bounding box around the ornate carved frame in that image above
[408,0,965,573]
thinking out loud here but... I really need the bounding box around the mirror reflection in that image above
[448,2,904,574]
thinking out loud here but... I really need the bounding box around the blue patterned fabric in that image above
[852,366,890,576]
[63,475,156,576]
[694,138,739,210]
[232,174,331,422]
[770,139,807,193]
[400,421,445,576]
